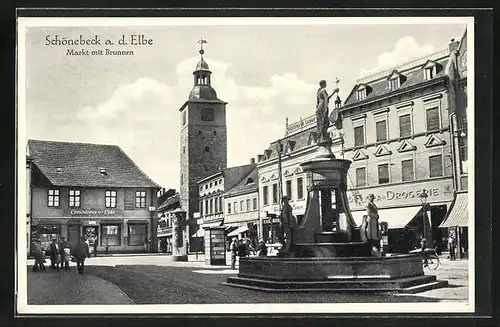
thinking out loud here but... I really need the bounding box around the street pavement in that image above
[26,253,469,305]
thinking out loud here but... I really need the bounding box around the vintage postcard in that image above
[16,15,475,315]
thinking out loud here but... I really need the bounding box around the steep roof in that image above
[223,164,256,192]
[157,193,180,211]
[225,166,258,198]
[28,139,160,188]
[258,125,314,162]
[342,51,449,109]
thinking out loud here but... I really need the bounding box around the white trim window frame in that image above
[352,115,367,147]
[377,161,391,185]
[355,165,368,187]
[423,94,443,132]
[396,102,414,138]
[400,153,416,182]
[373,108,389,143]
[428,148,445,178]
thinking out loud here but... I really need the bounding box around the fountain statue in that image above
[224,79,447,293]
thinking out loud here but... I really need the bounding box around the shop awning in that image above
[350,206,422,229]
[227,225,249,237]
[439,192,468,228]
[201,221,223,229]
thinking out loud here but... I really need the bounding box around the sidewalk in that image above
[27,268,134,305]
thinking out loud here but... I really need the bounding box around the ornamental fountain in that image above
[224,80,448,293]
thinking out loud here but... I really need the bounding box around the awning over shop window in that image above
[351,206,422,229]
[439,192,468,228]
[201,221,223,229]
[227,225,249,237]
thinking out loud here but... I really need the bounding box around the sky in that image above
[22,18,466,190]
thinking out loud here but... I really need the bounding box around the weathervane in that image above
[198,38,208,56]
[335,77,340,89]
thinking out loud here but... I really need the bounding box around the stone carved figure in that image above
[316,80,339,145]
[365,194,381,242]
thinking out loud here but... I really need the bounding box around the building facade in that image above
[439,30,469,258]
[336,46,459,252]
[225,166,259,245]
[28,140,160,253]
[256,115,343,243]
[156,189,179,253]
[179,42,228,249]
[196,163,256,246]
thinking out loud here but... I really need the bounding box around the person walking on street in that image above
[93,236,98,257]
[59,237,71,271]
[448,235,457,261]
[49,237,61,271]
[104,236,110,255]
[73,236,90,276]
[230,238,238,269]
[32,240,46,272]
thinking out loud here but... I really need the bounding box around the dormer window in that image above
[55,167,63,173]
[246,178,254,184]
[356,84,371,101]
[388,71,405,91]
[423,60,440,80]
[99,168,107,176]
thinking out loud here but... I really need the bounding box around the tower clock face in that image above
[201,108,214,121]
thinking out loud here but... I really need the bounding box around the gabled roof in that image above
[258,126,315,162]
[225,166,259,198]
[28,139,160,188]
[342,54,449,109]
[223,164,256,192]
[158,193,180,212]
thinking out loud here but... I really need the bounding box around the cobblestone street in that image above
[26,253,469,305]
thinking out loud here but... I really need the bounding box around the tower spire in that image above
[197,38,207,58]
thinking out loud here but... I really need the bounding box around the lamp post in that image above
[276,139,284,244]
[419,189,429,242]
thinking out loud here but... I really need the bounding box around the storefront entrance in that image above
[67,224,81,244]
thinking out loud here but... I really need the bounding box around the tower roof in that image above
[195,57,210,72]
[189,85,218,100]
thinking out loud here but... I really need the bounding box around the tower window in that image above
[213,130,217,136]
[183,146,186,154]
[205,146,210,152]
[182,111,186,125]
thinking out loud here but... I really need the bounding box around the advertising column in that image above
[171,208,188,261]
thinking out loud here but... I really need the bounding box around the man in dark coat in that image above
[59,237,71,271]
[73,236,90,275]
[49,238,60,271]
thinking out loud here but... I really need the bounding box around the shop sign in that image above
[70,209,116,216]
[86,221,97,225]
[347,180,454,211]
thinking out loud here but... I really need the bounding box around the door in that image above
[67,225,81,244]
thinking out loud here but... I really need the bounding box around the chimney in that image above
[449,38,459,54]
[250,158,256,165]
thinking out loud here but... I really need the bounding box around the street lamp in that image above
[419,189,429,241]
[276,139,284,244]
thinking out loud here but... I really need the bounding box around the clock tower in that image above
[179,39,228,246]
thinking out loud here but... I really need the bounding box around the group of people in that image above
[229,237,268,269]
[31,235,97,275]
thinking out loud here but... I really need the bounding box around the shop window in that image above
[272,183,278,204]
[356,167,366,187]
[286,180,292,199]
[297,177,304,199]
[262,185,269,205]
[47,189,60,207]
[376,120,387,142]
[402,159,415,181]
[135,191,146,208]
[426,107,440,131]
[429,155,443,177]
[253,198,257,210]
[246,199,250,212]
[128,224,147,246]
[399,114,412,137]
[69,189,80,207]
[378,164,390,184]
[354,126,365,146]
[37,225,61,249]
[101,224,121,246]
[228,202,232,214]
[105,190,117,208]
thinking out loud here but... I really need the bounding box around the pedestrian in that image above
[49,237,61,271]
[59,236,71,271]
[256,239,268,257]
[104,236,110,255]
[73,236,90,276]
[230,237,238,269]
[237,238,248,258]
[32,240,46,272]
[448,235,456,261]
[420,237,428,267]
[245,238,256,256]
[93,236,98,257]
